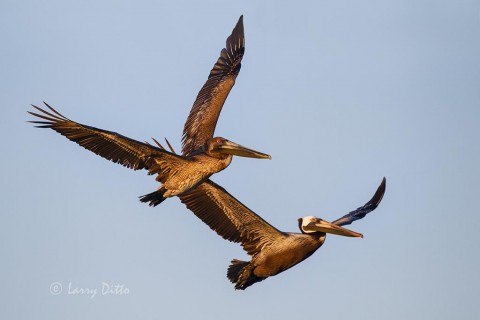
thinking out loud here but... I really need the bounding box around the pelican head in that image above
[204,137,271,159]
[298,216,363,238]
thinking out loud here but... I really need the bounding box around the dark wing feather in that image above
[181,15,245,156]
[28,102,182,171]
[331,177,386,227]
[179,179,286,256]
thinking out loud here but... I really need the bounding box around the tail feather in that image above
[139,189,167,207]
[227,259,265,290]
[227,259,249,284]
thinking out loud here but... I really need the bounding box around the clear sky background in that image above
[1,0,479,319]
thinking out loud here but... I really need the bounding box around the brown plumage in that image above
[28,16,270,206]
[182,16,245,156]
[180,177,386,289]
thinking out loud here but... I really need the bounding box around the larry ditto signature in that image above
[49,281,129,299]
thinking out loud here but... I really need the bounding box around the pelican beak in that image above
[216,140,271,159]
[304,218,363,238]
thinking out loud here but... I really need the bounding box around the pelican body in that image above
[180,177,386,289]
[28,16,270,206]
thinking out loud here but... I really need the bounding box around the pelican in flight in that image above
[180,177,386,289]
[28,16,270,206]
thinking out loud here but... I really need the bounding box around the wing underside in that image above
[331,177,386,227]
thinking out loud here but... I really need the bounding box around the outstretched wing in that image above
[28,102,184,171]
[331,177,386,227]
[181,15,245,156]
[179,179,286,256]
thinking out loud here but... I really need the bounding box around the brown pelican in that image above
[180,177,386,289]
[28,16,270,206]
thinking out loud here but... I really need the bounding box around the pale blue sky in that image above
[1,0,479,319]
